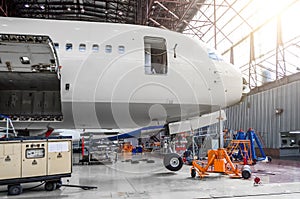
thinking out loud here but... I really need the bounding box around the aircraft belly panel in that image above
[61,101,218,129]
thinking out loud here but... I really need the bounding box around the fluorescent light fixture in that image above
[289,131,300,134]
[20,56,30,64]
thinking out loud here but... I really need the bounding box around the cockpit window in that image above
[144,36,168,75]
[208,48,224,61]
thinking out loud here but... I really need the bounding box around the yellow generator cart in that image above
[0,136,72,195]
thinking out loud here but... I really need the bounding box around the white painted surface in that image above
[0,17,243,129]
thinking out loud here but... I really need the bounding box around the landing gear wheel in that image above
[163,153,183,172]
[191,168,196,178]
[8,184,23,195]
[45,181,57,191]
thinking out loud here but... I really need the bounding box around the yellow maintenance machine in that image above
[190,148,251,179]
[0,136,72,195]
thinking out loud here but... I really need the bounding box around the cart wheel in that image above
[55,180,62,189]
[45,181,57,191]
[191,168,196,178]
[163,153,183,172]
[8,184,23,195]
[242,165,252,179]
[267,156,272,162]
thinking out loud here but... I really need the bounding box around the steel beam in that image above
[0,0,8,16]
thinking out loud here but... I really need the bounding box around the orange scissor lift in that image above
[226,140,255,165]
[190,148,251,179]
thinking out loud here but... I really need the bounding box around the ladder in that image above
[0,114,17,138]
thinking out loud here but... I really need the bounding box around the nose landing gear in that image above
[163,153,183,171]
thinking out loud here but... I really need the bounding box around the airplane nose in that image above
[211,61,244,107]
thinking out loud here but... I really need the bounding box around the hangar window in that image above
[144,36,168,75]
[92,44,99,52]
[66,43,73,51]
[118,45,125,54]
[79,44,86,52]
[54,43,59,50]
[105,45,112,53]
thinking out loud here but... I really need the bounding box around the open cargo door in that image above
[0,34,62,121]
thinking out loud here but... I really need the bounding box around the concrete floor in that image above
[1,153,300,199]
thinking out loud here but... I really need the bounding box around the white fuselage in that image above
[0,17,243,130]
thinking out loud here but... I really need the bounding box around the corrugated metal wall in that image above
[224,80,300,148]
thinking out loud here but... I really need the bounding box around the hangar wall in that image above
[224,72,300,149]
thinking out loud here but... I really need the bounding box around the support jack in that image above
[190,148,251,179]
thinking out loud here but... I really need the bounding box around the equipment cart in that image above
[0,136,72,195]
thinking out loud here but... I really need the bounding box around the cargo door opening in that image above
[0,34,62,121]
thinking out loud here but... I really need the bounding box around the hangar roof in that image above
[0,0,203,32]
[1,0,300,88]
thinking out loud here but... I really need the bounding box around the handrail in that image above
[0,114,17,137]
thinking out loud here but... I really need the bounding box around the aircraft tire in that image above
[163,153,183,172]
